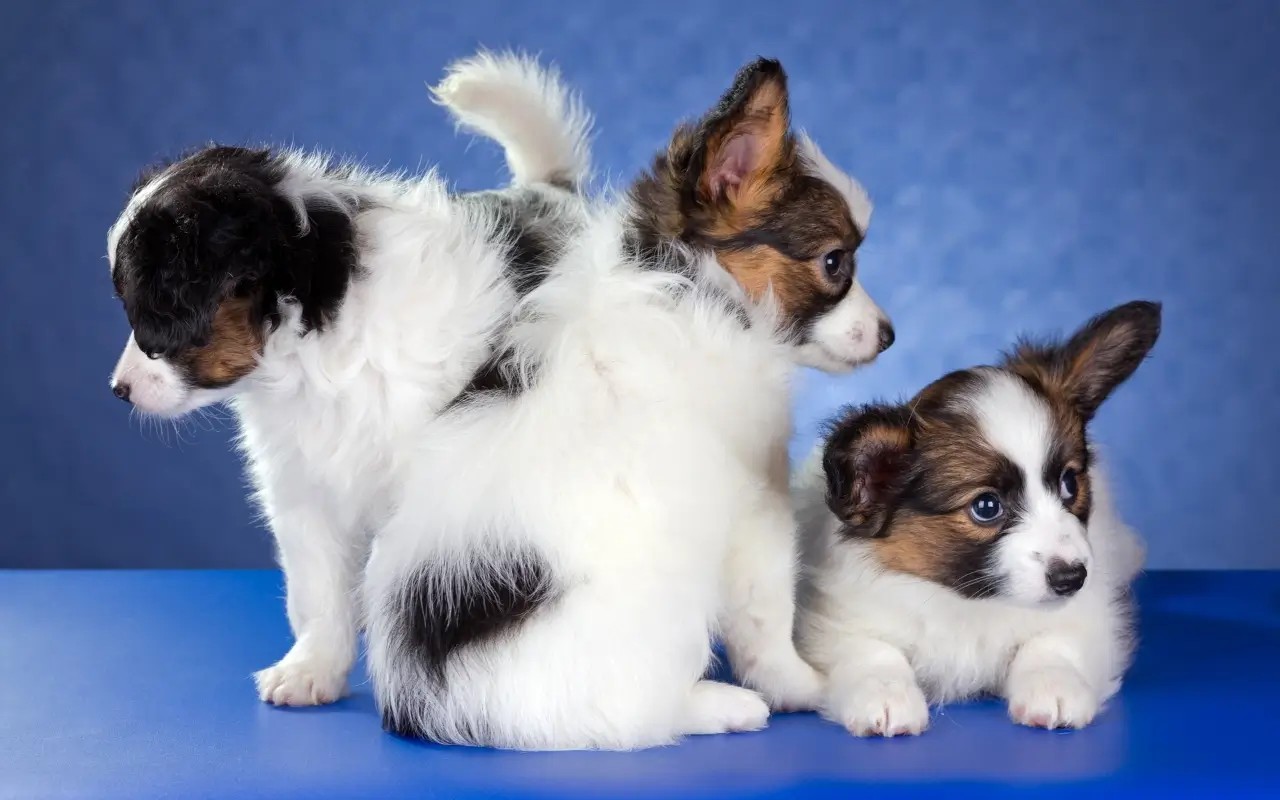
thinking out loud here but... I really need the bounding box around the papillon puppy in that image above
[363,58,893,750]
[795,301,1160,736]
[106,52,594,706]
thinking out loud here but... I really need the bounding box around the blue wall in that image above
[2,0,1276,568]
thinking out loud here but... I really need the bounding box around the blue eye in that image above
[1059,467,1079,503]
[969,492,1005,524]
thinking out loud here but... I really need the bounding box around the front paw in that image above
[824,674,930,737]
[755,657,825,712]
[1006,666,1098,729]
[254,655,349,707]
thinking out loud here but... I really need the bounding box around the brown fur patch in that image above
[626,58,862,335]
[178,296,265,388]
[873,507,1004,588]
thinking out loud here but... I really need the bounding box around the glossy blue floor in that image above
[1,570,1276,798]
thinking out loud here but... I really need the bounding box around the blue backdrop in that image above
[2,0,1276,568]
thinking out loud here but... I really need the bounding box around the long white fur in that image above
[363,205,800,749]
[108,54,593,706]
[794,373,1145,737]
[433,50,594,189]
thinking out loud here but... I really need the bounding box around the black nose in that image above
[112,382,131,403]
[1046,560,1087,597]
[877,321,895,353]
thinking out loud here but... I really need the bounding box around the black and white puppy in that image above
[107,53,593,706]
[363,58,894,750]
[795,301,1160,735]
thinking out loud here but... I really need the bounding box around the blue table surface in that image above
[1,570,1277,799]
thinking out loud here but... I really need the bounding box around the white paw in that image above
[682,681,771,735]
[254,656,349,707]
[825,674,930,737]
[1006,666,1098,729]
[752,656,825,712]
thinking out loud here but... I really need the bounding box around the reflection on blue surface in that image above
[1,570,1276,797]
[1,1,1277,567]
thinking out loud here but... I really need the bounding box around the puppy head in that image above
[631,58,892,372]
[106,146,355,417]
[823,301,1161,605]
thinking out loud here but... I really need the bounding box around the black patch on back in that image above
[443,188,579,408]
[390,547,557,687]
[444,346,536,411]
[113,145,359,359]
[462,188,572,299]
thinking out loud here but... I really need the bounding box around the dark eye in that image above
[146,351,162,361]
[822,249,850,280]
[969,492,1005,524]
[1059,467,1079,503]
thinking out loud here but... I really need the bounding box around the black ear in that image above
[1006,301,1162,421]
[122,184,284,357]
[821,403,914,538]
[685,58,792,206]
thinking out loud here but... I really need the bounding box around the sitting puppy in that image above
[106,53,592,706]
[795,301,1160,735]
[363,58,893,750]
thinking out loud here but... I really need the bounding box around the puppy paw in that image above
[254,656,349,707]
[1006,666,1098,729]
[825,674,929,737]
[751,655,825,712]
[682,681,771,735]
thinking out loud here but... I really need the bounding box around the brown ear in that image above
[688,58,792,211]
[822,403,914,538]
[1006,300,1162,421]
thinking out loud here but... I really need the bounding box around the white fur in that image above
[795,280,889,372]
[799,134,872,232]
[791,134,887,372]
[433,51,593,189]
[972,374,1095,604]
[363,207,806,749]
[107,59,590,706]
[795,402,1145,736]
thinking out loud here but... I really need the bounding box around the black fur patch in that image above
[443,188,577,408]
[462,188,572,299]
[112,145,358,361]
[444,347,535,411]
[390,548,557,687]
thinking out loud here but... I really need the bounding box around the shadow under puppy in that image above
[364,58,892,750]
[795,301,1160,736]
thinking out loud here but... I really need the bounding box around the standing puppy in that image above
[364,58,893,750]
[106,53,591,706]
[796,301,1159,735]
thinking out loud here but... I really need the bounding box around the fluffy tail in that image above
[433,51,593,191]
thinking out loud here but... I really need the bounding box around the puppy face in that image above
[106,146,355,416]
[630,59,891,372]
[822,301,1161,605]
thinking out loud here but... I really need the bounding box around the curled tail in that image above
[433,51,593,191]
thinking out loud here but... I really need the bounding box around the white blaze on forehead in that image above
[968,371,1055,485]
[106,168,174,270]
[797,132,872,233]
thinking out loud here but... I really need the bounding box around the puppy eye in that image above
[969,492,1005,524]
[821,249,851,281]
[1059,467,1079,503]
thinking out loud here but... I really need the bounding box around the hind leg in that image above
[721,483,824,711]
[680,680,770,736]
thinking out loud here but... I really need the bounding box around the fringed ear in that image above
[1005,301,1162,421]
[686,58,792,210]
[822,403,914,538]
